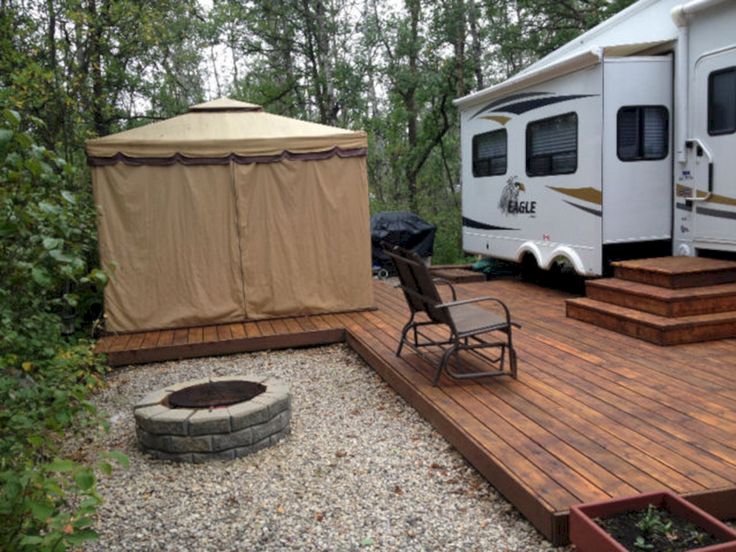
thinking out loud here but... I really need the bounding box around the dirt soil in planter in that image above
[596,507,724,551]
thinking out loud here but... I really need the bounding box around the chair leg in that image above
[433,344,457,387]
[509,348,518,378]
[396,314,415,357]
[506,328,518,378]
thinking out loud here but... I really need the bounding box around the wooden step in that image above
[566,297,736,345]
[611,257,736,289]
[429,267,485,283]
[586,278,736,317]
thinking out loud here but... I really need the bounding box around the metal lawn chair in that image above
[383,244,520,386]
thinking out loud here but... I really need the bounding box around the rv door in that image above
[676,46,736,255]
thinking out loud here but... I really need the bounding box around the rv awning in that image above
[454,40,673,110]
[86,98,367,161]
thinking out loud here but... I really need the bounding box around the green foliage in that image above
[629,504,711,551]
[636,504,673,536]
[0,104,102,349]
[0,103,125,550]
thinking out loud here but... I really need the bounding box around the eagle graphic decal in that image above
[498,176,528,215]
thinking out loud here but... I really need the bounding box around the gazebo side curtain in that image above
[234,155,372,319]
[92,154,372,333]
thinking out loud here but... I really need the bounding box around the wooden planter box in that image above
[569,491,736,552]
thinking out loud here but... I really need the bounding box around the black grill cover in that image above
[371,211,436,270]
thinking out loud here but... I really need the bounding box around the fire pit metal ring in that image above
[134,375,291,463]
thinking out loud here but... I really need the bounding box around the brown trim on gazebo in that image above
[187,107,263,113]
[87,146,368,167]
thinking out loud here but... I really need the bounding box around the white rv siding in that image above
[602,57,673,244]
[674,2,736,254]
[461,65,603,275]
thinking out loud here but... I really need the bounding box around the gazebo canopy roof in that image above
[86,98,367,159]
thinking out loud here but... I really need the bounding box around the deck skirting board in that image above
[104,328,345,366]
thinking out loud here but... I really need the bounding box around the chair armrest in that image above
[432,277,457,301]
[436,296,494,308]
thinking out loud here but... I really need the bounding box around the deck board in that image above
[95,279,736,545]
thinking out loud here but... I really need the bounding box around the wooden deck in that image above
[96,279,736,545]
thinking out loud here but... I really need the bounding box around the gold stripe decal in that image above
[676,183,736,207]
[547,186,602,205]
[479,115,511,126]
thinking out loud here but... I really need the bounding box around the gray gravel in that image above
[74,344,568,551]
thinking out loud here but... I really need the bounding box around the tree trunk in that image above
[404,0,420,213]
[452,0,466,98]
[468,0,484,90]
[86,0,108,136]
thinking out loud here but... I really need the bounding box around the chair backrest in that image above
[382,244,452,326]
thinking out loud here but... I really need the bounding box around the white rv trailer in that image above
[455,0,736,276]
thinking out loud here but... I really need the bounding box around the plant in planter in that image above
[569,491,736,552]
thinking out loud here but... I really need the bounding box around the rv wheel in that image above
[520,254,541,283]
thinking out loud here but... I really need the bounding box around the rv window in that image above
[526,113,577,176]
[709,67,736,135]
[472,129,507,177]
[617,106,668,161]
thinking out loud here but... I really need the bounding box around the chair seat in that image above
[447,303,507,336]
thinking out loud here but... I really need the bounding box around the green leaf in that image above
[42,237,63,250]
[27,435,44,447]
[31,267,52,287]
[0,220,16,237]
[4,109,20,125]
[29,500,54,521]
[98,461,112,476]
[73,516,95,528]
[16,132,32,149]
[47,458,76,472]
[107,451,130,469]
[25,157,42,176]
[38,200,60,214]
[92,270,109,286]
[0,128,12,144]
[61,190,76,204]
[49,249,74,263]
[361,537,375,546]
[79,497,101,510]
[19,536,44,546]
[3,477,23,500]
[65,529,99,544]
[74,469,95,490]
[54,410,70,425]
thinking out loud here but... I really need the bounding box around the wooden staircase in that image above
[566,257,736,345]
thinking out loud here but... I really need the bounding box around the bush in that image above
[0,103,125,550]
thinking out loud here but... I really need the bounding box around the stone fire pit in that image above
[134,375,291,463]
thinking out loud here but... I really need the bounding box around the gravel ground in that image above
[74,344,569,551]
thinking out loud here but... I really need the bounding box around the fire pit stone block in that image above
[188,409,232,435]
[134,389,170,409]
[146,408,193,436]
[212,426,254,451]
[229,399,273,430]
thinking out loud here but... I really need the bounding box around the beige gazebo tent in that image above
[87,98,373,333]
